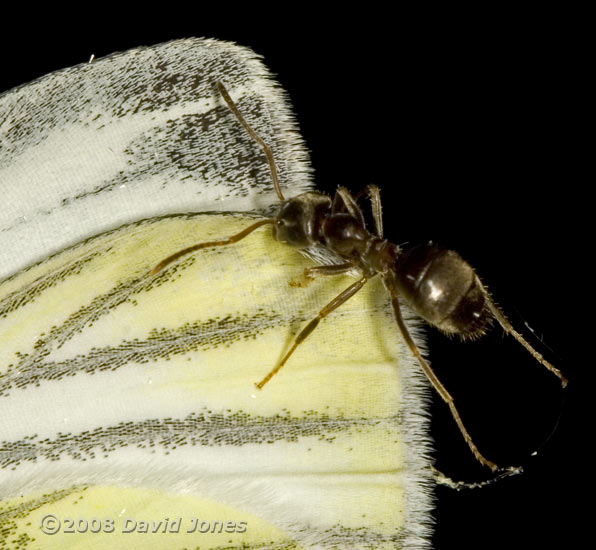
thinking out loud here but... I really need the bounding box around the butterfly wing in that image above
[0,38,312,280]
[0,39,433,549]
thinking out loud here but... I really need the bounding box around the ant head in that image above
[273,192,332,248]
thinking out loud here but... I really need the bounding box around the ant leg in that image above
[336,185,383,238]
[478,277,568,387]
[151,219,275,275]
[365,184,383,239]
[217,81,285,201]
[383,273,499,471]
[289,262,356,288]
[255,276,368,389]
[333,187,366,226]
[304,262,356,278]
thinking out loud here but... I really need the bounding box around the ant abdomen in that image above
[394,243,491,339]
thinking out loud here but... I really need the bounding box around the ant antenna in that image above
[217,82,285,201]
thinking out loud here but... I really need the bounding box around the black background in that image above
[1,12,587,549]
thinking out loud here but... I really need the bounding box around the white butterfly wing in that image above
[0,39,433,550]
[0,38,311,279]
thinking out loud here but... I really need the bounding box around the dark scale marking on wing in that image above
[298,523,410,550]
[0,486,81,550]
[0,493,410,550]
[1,213,306,397]
[0,42,253,157]
[61,98,278,208]
[0,409,399,470]
[1,41,307,282]
[203,523,410,550]
[0,223,335,397]
[0,252,100,317]
[0,310,287,397]
[0,215,161,285]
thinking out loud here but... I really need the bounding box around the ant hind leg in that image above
[383,272,501,471]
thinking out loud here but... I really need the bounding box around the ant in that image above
[152,81,567,473]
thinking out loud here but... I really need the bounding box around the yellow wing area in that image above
[0,213,433,549]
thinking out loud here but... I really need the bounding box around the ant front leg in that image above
[349,185,384,238]
[333,187,366,226]
[364,184,383,239]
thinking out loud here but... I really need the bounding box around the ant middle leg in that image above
[335,185,384,239]
[333,187,366,226]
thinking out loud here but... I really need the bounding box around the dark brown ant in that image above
[152,81,567,472]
